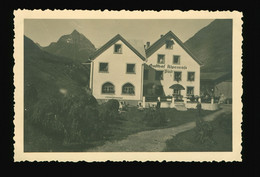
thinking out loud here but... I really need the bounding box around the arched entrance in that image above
[169,84,185,102]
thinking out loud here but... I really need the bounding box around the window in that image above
[122,83,135,95]
[174,71,182,82]
[114,44,122,53]
[187,87,194,96]
[102,82,115,94]
[157,54,165,64]
[99,62,108,72]
[126,64,136,74]
[166,40,174,49]
[173,89,180,95]
[144,69,149,80]
[173,55,180,65]
[187,72,195,81]
[155,71,164,80]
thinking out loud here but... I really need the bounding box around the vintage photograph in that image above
[14,10,242,161]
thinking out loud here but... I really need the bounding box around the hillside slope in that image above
[42,30,96,63]
[184,19,232,73]
[24,35,97,151]
[24,35,91,103]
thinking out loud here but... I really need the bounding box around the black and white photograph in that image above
[13,10,243,162]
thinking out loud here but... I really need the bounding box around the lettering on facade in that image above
[167,65,187,70]
[149,64,187,73]
[149,64,165,68]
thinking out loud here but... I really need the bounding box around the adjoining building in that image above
[200,72,232,103]
[143,31,202,101]
[89,34,146,105]
[89,31,203,106]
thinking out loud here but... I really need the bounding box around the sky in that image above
[24,19,214,48]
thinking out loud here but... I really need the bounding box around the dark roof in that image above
[145,31,203,65]
[89,34,146,61]
[200,72,231,81]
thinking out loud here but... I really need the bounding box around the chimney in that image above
[160,34,164,38]
[146,42,150,48]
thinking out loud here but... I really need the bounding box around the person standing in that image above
[156,97,161,109]
[196,101,202,117]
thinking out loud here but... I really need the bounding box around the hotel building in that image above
[89,31,202,106]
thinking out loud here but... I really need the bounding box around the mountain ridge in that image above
[184,19,232,73]
[24,35,91,104]
[42,30,96,63]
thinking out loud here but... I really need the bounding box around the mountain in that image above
[24,35,96,151]
[24,35,91,106]
[42,30,96,63]
[184,19,232,73]
[35,42,43,49]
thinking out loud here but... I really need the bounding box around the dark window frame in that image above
[173,89,180,95]
[101,82,115,94]
[155,70,164,80]
[126,63,136,74]
[157,54,165,64]
[186,86,194,96]
[173,55,181,65]
[99,62,109,73]
[187,72,195,81]
[114,44,122,54]
[122,83,135,95]
[165,40,174,49]
[174,71,182,82]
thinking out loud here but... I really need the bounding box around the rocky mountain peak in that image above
[71,29,80,35]
[42,30,96,63]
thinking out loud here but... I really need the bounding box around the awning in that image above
[169,84,185,90]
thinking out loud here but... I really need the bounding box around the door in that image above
[173,89,183,101]
[173,89,180,95]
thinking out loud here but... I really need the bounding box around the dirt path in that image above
[86,106,232,152]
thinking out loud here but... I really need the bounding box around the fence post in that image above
[183,97,187,104]
[143,96,146,108]
[211,97,214,104]
[170,96,175,108]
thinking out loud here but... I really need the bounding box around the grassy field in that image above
[85,108,216,148]
[25,106,217,152]
[163,112,232,152]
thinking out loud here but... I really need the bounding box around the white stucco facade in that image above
[90,40,144,103]
[144,37,200,97]
[90,32,201,105]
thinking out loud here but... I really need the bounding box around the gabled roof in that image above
[89,34,146,61]
[145,31,203,66]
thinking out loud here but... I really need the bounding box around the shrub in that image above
[60,95,103,143]
[28,97,66,142]
[105,99,120,112]
[25,93,101,148]
[99,100,121,122]
[195,118,214,146]
[25,94,123,150]
[98,99,120,121]
[143,108,167,127]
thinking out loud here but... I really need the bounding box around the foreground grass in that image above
[163,112,232,151]
[56,108,216,151]
[89,108,216,147]
[25,107,216,152]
